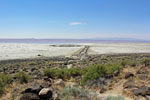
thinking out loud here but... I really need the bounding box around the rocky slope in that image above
[0,53,150,100]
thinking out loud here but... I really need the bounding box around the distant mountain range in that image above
[0,38,149,43]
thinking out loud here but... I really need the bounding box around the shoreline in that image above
[1,53,150,64]
[0,43,150,61]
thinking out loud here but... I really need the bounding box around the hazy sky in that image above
[0,0,150,40]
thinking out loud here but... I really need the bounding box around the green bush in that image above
[141,58,150,66]
[44,67,83,79]
[81,64,106,85]
[15,71,31,84]
[105,63,122,75]
[120,60,138,67]
[103,95,125,100]
[81,63,122,85]
[120,60,131,66]
[59,86,89,100]
[44,63,123,85]
[0,74,12,95]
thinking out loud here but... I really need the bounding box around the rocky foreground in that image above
[0,53,150,100]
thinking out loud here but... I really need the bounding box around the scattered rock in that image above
[133,85,150,96]
[113,70,120,76]
[55,79,65,88]
[43,76,53,82]
[137,74,148,81]
[20,93,40,100]
[125,72,134,79]
[39,88,53,99]
[123,79,136,89]
[40,82,51,88]
[22,84,42,94]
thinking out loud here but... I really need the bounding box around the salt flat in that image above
[0,43,83,60]
[0,43,150,60]
[88,43,150,54]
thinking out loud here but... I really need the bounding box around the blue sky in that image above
[0,0,150,40]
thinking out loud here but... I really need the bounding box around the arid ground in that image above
[0,43,150,100]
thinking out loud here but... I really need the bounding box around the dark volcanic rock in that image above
[133,86,150,96]
[113,70,120,76]
[86,77,112,91]
[43,76,53,82]
[40,82,51,88]
[20,93,40,100]
[22,83,42,94]
[123,79,136,89]
[39,88,53,99]
[125,72,134,79]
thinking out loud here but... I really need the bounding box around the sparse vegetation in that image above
[15,71,31,84]
[141,58,150,66]
[120,60,138,67]
[0,54,150,100]
[44,62,123,85]
[0,74,12,95]
[59,86,89,100]
[44,67,83,79]
[81,63,122,85]
[103,95,125,100]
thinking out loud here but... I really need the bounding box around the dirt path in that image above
[72,46,90,60]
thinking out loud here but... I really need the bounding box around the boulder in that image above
[40,82,51,88]
[123,79,136,89]
[125,72,134,79]
[39,88,53,99]
[20,93,40,100]
[22,84,42,94]
[43,76,53,82]
[133,86,150,96]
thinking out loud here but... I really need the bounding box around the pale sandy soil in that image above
[0,43,150,60]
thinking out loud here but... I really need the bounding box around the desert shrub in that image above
[81,63,122,85]
[141,58,150,66]
[63,68,83,78]
[15,71,31,84]
[44,67,83,79]
[59,86,89,100]
[120,60,131,66]
[44,68,64,78]
[81,64,106,85]
[129,60,138,67]
[30,66,38,72]
[120,60,138,67]
[103,95,125,100]
[0,74,12,95]
[32,70,39,75]
[105,62,122,75]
